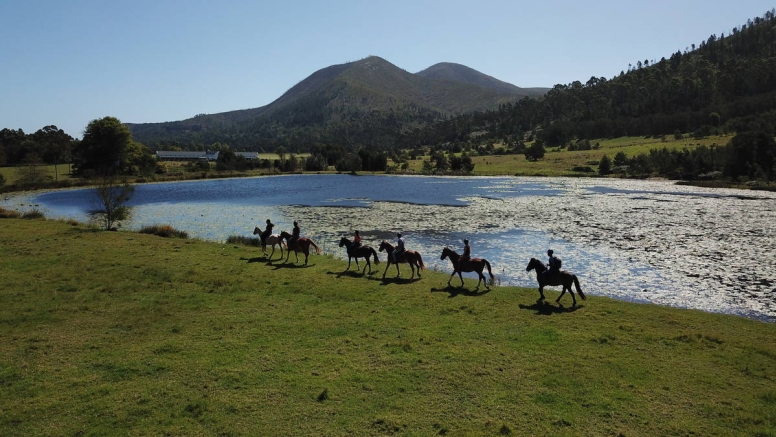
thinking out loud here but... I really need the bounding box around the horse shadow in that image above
[331,270,379,280]
[271,262,312,270]
[518,300,584,316]
[379,276,421,286]
[431,285,491,298]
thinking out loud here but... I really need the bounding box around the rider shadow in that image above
[431,285,491,298]
[518,301,584,316]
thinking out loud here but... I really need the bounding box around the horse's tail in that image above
[371,247,380,265]
[417,253,425,271]
[310,240,322,254]
[573,275,586,300]
[485,259,494,281]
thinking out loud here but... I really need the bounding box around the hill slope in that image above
[127,56,545,150]
[417,62,546,97]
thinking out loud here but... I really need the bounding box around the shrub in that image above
[139,224,188,239]
[226,235,259,246]
[571,166,594,173]
[0,207,21,218]
[22,209,45,219]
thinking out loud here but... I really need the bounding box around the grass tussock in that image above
[0,207,21,218]
[138,224,188,239]
[0,218,774,436]
[21,209,45,219]
[226,234,259,246]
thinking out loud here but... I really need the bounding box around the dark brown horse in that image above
[378,241,424,279]
[526,258,586,306]
[279,230,321,265]
[339,237,380,273]
[441,247,494,289]
[253,226,286,261]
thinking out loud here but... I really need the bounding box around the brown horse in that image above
[253,226,286,261]
[441,247,494,289]
[526,258,586,306]
[339,237,380,273]
[378,241,424,279]
[279,230,321,265]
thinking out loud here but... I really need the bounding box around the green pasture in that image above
[0,163,72,185]
[1,217,774,436]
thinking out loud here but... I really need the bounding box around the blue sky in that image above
[2,0,774,139]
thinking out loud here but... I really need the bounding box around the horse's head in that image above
[279,230,290,240]
[339,237,349,247]
[526,258,541,272]
[378,241,390,252]
[253,226,261,235]
[441,247,452,260]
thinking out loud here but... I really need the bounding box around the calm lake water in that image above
[4,174,775,322]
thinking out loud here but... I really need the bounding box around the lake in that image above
[4,174,775,322]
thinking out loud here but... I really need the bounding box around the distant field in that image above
[400,134,734,176]
[0,163,72,185]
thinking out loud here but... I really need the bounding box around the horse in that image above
[440,247,494,289]
[253,226,286,261]
[526,258,586,306]
[278,230,321,265]
[338,237,380,273]
[378,241,424,280]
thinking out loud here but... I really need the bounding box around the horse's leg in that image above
[303,249,309,266]
[363,257,371,273]
[556,287,567,304]
[458,271,464,287]
[447,270,456,286]
[382,259,391,278]
[538,285,545,302]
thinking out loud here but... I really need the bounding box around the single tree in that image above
[599,155,612,175]
[94,177,134,230]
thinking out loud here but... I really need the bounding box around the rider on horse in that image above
[393,233,405,263]
[260,219,274,244]
[289,221,300,248]
[457,238,471,270]
[544,249,562,280]
[348,230,362,256]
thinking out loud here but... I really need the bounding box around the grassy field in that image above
[1,217,774,436]
[401,135,733,177]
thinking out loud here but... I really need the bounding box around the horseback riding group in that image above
[253,219,586,305]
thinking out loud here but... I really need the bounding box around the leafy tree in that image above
[73,117,150,177]
[335,153,362,173]
[216,148,236,171]
[613,151,629,167]
[724,130,776,180]
[524,141,546,162]
[93,177,134,230]
[598,155,612,175]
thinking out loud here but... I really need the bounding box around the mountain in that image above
[127,56,548,150]
[416,62,546,97]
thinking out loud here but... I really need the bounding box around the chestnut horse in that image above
[378,241,424,279]
[526,258,586,306]
[279,230,321,265]
[339,237,380,273]
[440,247,494,289]
[253,226,286,261]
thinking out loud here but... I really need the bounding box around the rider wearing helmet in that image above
[393,233,405,263]
[545,249,562,280]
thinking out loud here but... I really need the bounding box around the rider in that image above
[393,232,405,263]
[260,219,274,245]
[348,230,362,256]
[545,249,562,280]
[289,221,300,249]
[458,238,471,270]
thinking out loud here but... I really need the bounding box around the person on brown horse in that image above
[393,233,405,264]
[457,239,471,271]
[289,221,300,249]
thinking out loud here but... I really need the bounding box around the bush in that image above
[22,209,45,219]
[0,207,21,218]
[226,235,259,246]
[571,166,594,173]
[139,224,188,239]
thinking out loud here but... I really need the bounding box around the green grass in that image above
[1,218,774,435]
[0,163,72,185]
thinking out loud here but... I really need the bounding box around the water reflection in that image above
[4,174,775,322]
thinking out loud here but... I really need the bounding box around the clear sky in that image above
[2,0,774,139]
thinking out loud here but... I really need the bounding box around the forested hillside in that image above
[410,10,776,148]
